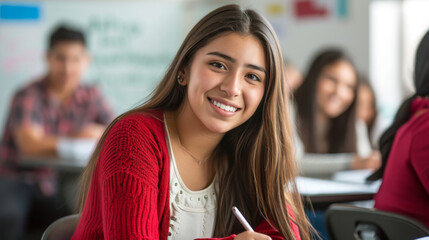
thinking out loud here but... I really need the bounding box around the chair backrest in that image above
[41,214,79,240]
[326,204,429,240]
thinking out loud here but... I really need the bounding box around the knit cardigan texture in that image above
[72,111,300,239]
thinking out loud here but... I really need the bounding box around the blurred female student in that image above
[293,49,380,178]
[371,29,429,228]
[72,4,311,240]
[357,76,378,148]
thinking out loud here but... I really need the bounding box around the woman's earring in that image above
[177,75,184,84]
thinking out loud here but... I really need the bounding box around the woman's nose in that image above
[219,73,241,97]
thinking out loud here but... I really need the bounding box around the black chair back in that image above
[326,204,429,240]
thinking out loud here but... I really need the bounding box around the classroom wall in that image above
[0,0,371,136]
[282,0,370,75]
[0,1,185,136]
[197,0,371,74]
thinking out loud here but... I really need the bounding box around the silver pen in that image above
[232,206,254,232]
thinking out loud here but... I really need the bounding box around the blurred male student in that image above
[0,24,113,240]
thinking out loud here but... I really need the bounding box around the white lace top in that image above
[164,119,217,239]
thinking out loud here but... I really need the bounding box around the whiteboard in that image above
[0,1,185,135]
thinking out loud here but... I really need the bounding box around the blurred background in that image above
[1,0,429,137]
[1,0,429,239]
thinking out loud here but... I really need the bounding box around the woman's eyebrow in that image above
[247,64,266,74]
[207,51,235,62]
[207,51,266,73]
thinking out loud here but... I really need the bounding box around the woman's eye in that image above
[210,62,227,70]
[246,73,261,82]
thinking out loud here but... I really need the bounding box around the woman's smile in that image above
[179,32,266,134]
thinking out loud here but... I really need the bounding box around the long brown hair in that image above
[294,48,358,153]
[77,4,310,239]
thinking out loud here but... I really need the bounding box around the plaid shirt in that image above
[0,77,113,191]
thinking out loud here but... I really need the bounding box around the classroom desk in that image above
[297,176,379,205]
[18,139,95,172]
[19,156,87,172]
[18,155,88,211]
[297,169,381,210]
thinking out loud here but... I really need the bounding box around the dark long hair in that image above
[294,48,358,153]
[77,4,311,239]
[368,30,429,181]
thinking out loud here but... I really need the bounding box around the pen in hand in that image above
[232,206,254,232]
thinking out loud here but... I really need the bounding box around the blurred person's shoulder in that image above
[413,109,429,135]
[10,78,47,107]
[407,98,429,135]
[74,82,108,103]
[14,77,46,99]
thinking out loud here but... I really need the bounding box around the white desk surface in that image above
[297,176,379,196]
[19,156,87,172]
[297,170,381,203]
[18,139,95,171]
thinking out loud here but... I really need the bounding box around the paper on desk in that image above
[296,176,379,195]
[57,138,97,163]
[332,169,373,184]
[332,169,382,192]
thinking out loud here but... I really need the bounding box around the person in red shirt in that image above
[0,25,113,240]
[73,4,312,240]
[370,29,429,228]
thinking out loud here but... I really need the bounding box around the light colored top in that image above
[294,118,372,178]
[164,118,217,239]
[356,119,372,158]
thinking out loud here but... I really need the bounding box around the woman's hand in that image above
[234,231,272,240]
[351,151,381,170]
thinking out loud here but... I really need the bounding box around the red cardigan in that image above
[375,98,429,227]
[72,111,301,240]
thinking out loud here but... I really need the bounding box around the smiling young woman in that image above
[177,33,266,135]
[72,4,311,240]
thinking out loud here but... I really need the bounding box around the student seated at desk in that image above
[357,75,379,148]
[284,58,304,94]
[293,49,381,178]
[72,5,312,240]
[0,24,113,240]
[371,29,429,228]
